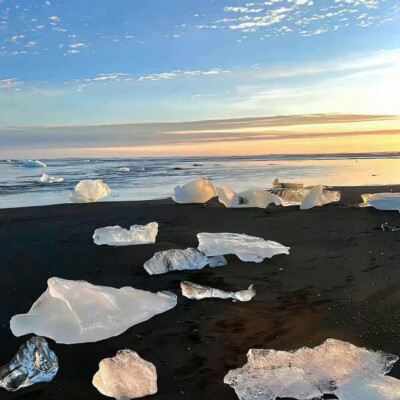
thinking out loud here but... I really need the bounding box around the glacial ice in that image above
[0,337,58,392]
[144,248,210,275]
[181,281,256,302]
[10,277,177,344]
[197,232,290,262]
[272,178,304,189]
[93,222,158,246]
[70,179,111,203]
[360,193,400,211]
[22,160,47,168]
[217,187,281,209]
[39,173,64,184]
[93,350,157,400]
[172,177,217,204]
[209,255,228,267]
[224,339,400,400]
[118,167,130,172]
[270,185,341,208]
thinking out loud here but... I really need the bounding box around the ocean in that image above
[1,154,399,209]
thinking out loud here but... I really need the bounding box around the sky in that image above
[0,0,399,157]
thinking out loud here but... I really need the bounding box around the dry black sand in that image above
[1,185,400,399]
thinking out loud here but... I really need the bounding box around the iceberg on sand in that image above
[224,338,400,400]
[217,187,281,209]
[197,232,289,263]
[22,160,47,168]
[93,222,158,246]
[181,281,256,302]
[360,193,400,211]
[0,337,58,392]
[144,248,210,275]
[172,177,217,204]
[93,350,157,400]
[10,277,177,344]
[39,173,64,184]
[70,179,111,203]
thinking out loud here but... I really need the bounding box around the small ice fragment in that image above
[209,255,228,268]
[70,179,111,203]
[360,193,400,210]
[0,337,58,392]
[217,187,281,209]
[10,277,177,344]
[144,248,209,275]
[118,167,130,172]
[224,339,400,400]
[181,281,255,302]
[93,350,157,400]
[93,222,158,246]
[197,232,289,263]
[22,160,47,168]
[172,177,217,204]
[39,173,64,184]
[381,222,400,232]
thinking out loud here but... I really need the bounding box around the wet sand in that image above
[1,185,400,399]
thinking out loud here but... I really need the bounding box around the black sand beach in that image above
[1,185,400,399]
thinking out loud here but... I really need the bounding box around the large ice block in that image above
[217,187,281,209]
[197,232,290,262]
[22,160,47,168]
[70,179,111,203]
[10,277,177,344]
[172,177,217,204]
[144,248,210,275]
[360,193,400,210]
[0,337,58,392]
[93,222,158,246]
[39,173,64,183]
[93,350,157,400]
[224,339,400,400]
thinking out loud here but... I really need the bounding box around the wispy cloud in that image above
[138,69,230,82]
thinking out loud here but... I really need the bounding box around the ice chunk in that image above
[39,173,64,184]
[10,277,177,344]
[181,281,255,302]
[270,185,341,208]
[209,255,228,268]
[381,222,400,232]
[93,350,157,400]
[22,160,47,168]
[300,184,325,210]
[217,187,281,209]
[272,178,304,189]
[144,248,210,275]
[197,232,289,263]
[0,337,58,392]
[93,222,158,246]
[360,193,400,210]
[70,179,111,203]
[224,339,400,400]
[118,167,130,172]
[172,177,217,204]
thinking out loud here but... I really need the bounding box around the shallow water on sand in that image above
[0,154,399,209]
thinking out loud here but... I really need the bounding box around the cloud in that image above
[138,69,230,82]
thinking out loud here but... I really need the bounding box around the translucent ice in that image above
[271,185,341,208]
[217,187,281,209]
[0,337,58,392]
[10,277,177,344]
[39,173,64,184]
[172,177,217,204]
[93,222,158,246]
[209,255,228,268]
[118,167,130,172]
[360,193,400,210]
[197,232,290,262]
[272,178,304,189]
[144,248,210,275]
[181,281,255,302]
[70,179,111,203]
[224,339,400,400]
[22,160,47,168]
[93,350,157,400]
